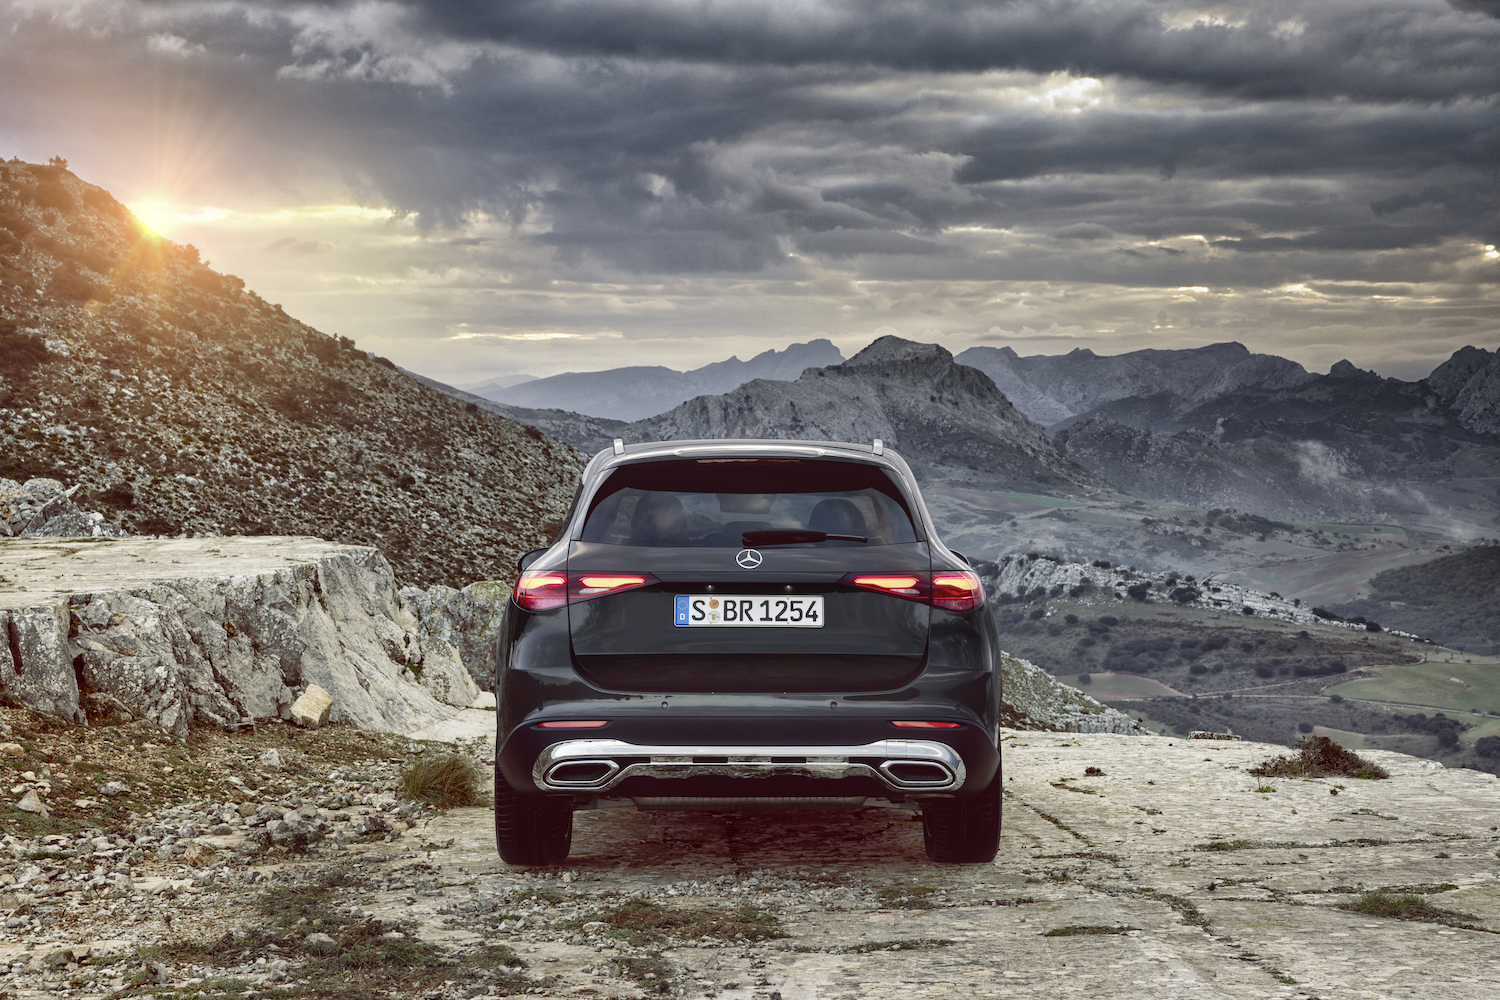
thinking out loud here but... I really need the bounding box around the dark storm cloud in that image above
[0,0,1496,327]
[402,0,1500,101]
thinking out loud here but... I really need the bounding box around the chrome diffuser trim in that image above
[531,739,965,793]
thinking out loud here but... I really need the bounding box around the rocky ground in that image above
[4,706,1500,999]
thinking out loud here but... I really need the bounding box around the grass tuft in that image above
[399,753,487,807]
[571,899,785,946]
[1337,890,1481,928]
[1044,925,1138,936]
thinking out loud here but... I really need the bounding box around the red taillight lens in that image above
[536,720,610,729]
[932,571,983,611]
[514,571,658,609]
[842,570,982,611]
[891,720,963,729]
[847,573,926,597]
[568,572,655,602]
[513,570,567,610]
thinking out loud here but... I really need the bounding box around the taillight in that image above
[892,720,963,729]
[932,571,983,611]
[847,574,926,598]
[513,570,567,610]
[515,570,657,609]
[536,720,610,729]
[568,572,655,602]
[842,570,982,611]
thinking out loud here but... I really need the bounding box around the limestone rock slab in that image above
[0,537,455,733]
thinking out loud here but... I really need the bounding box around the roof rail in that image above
[872,438,884,456]
[612,438,625,456]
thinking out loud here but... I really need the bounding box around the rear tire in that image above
[494,767,574,865]
[921,769,1001,863]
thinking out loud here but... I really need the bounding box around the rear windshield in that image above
[580,458,919,547]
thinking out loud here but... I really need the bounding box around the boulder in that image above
[302,932,340,956]
[0,605,85,723]
[413,637,481,708]
[16,789,48,816]
[401,580,510,691]
[290,684,333,728]
[0,478,122,538]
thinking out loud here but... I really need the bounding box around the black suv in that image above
[495,439,1002,864]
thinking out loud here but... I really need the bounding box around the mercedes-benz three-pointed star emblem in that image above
[736,548,764,569]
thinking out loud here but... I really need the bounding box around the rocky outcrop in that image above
[1000,651,1146,734]
[1427,345,1500,436]
[0,537,480,736]
[0,478,122,538]
[401,581,510,692]
[955,342,1314,427]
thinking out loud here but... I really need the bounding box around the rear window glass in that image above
[580,459,918,547]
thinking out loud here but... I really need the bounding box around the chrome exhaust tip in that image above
[543,759,621,788]
[878,759,956,788]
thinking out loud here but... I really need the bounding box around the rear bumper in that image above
[497,715,999,798]
[532,738,966,793]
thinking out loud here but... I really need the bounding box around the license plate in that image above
[674,595,824,627]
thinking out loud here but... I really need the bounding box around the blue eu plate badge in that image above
[674,594,690,625]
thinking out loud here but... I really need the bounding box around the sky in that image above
[2,0,1498,384]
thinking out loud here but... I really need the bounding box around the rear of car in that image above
[494,439,1002,864]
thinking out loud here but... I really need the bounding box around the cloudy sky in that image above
[2,0,1497,383]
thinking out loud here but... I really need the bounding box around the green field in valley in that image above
[1325,658,1500,715]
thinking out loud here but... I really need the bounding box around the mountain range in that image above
[470,338,844,420]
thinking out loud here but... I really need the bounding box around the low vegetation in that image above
[1332,546,1500,656]
[1249,736,1389,780]
[399,753,487,808]
[1337,890,1483,930]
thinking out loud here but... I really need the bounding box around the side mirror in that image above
[517,549,547,572]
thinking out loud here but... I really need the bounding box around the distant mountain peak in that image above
[1328,359,1376,380]
[842,335,953,368]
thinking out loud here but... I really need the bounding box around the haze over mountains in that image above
[473,338,844,420]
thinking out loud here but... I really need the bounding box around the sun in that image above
[124,200,175,238]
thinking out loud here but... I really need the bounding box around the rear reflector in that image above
[891,720,963,729]
[536,720,610,729]
[932,571,983,611]
[513,570,567,611]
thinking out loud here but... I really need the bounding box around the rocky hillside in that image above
[1054,356,1500,529]
[0,159,584,588]
[955,342,1315,428]
[1428,345,1500,436]
[483,338,845,420]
